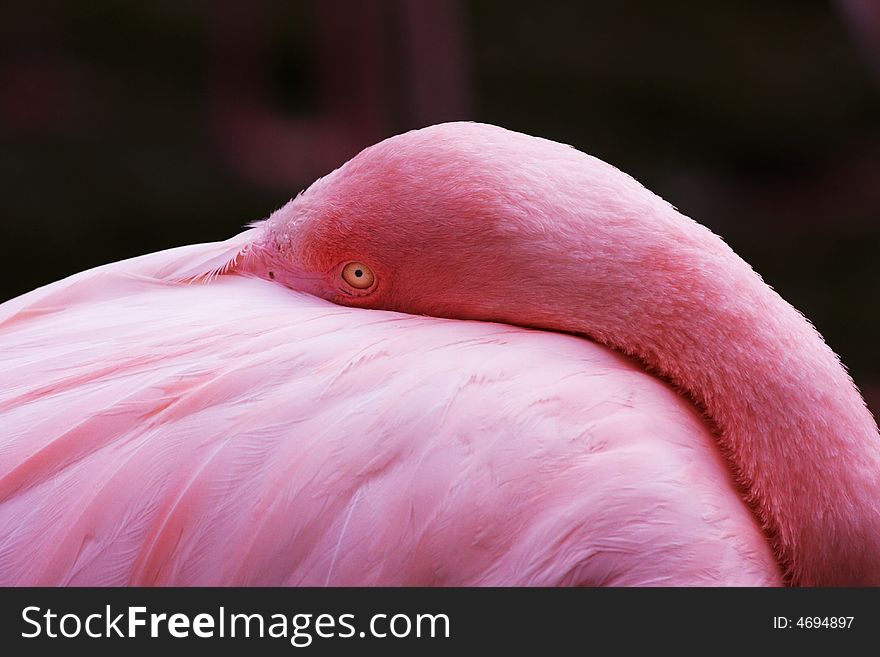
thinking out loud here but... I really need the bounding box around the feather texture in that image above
[0,247,778,585]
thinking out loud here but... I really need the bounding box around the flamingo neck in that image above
[554,218,880,585]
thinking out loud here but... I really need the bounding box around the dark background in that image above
[1,0,878,412]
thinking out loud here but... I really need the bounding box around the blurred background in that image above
[1,0,878,413]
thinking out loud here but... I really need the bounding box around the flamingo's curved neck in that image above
[552,215,880,585]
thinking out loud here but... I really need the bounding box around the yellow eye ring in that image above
[341,261,375,290]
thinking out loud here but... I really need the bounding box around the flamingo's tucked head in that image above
[254,121,686,337]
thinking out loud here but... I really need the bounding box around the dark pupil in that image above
[354,269,363,277]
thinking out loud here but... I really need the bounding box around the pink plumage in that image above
[1,122,877,586]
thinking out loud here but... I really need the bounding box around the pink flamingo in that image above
[1,122,878,586]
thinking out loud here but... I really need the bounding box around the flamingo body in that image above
[0,238,778,585]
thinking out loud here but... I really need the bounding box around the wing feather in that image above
[0,241,780,585]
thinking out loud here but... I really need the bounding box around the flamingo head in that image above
[256,121,686,339]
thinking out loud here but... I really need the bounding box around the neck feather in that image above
[555,214,880,585]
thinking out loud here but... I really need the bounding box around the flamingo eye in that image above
[341,261,375,290]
